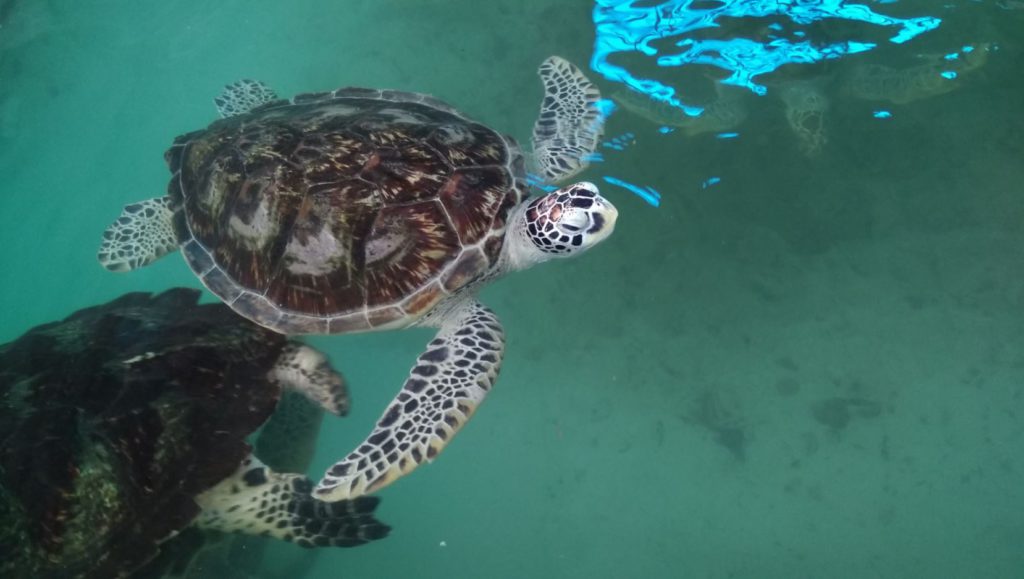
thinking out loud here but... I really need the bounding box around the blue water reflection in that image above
[589,0,944,205]
[591,0,941,105]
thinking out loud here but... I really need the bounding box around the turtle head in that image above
[504,182,617,271]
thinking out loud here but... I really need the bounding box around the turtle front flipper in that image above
[214,79,279,118]
[531,56,605,183]
[97,196,179,272]
[260,342,350,474]
[195,455,390,547]
[271,343,350,416]
[315,299,505,501]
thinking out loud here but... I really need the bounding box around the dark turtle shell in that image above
[0,289,287,578]
[164,88,528,335]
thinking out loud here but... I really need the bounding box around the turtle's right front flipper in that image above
[97,195,179,271]
[314,299,505,501]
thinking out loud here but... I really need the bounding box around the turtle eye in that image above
[558,210,589,233]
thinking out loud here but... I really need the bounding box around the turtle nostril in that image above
[587,213,605,234]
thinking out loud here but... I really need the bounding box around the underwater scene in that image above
[1,0,1022,577]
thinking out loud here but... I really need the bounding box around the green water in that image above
[2,1,1023,578]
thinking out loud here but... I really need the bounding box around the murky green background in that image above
[2,1,1022,578]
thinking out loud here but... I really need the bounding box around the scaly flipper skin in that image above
[315,300,504,501]
[97,196,178,271]
[532,56,605,183]
[271,343,351,416]
[214,79,278,118]
[196,455,389,547]
[259,345,348,474]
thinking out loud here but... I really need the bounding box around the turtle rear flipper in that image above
[195,455,390,548]
[531,56,605,183]
[214,79,279,118]
[97,196,178,271]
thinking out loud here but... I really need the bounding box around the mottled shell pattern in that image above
[166,88,528,335]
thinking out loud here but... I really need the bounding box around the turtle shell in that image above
[0,289,287,578]
[165,88,528,335]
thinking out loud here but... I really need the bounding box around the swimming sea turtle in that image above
[0,289,390,578]
[612,81,749,137]
[96,56,617,501]
[839,43,991,105]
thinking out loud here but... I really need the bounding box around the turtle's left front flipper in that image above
[97,196,179,271]
[531,56,605,183]
[195,455,390,547]
[315,300,505,501]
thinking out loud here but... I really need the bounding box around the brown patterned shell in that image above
[164,88,528,335]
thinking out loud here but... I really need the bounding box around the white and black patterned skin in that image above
[532,58,603,182]
[97,196,178,272]
[523,182,606,256]
[212,79,278,118]
[317,302,504,498]
[97,57,618,502]
[272,342,351,416]
[196,455,385,549]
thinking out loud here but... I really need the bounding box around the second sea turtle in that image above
[0,289,390,578]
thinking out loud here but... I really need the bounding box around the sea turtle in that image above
[0,289,390,578]
[612,81,749,137]
[839,43,991,105]
[96,56,618,501]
